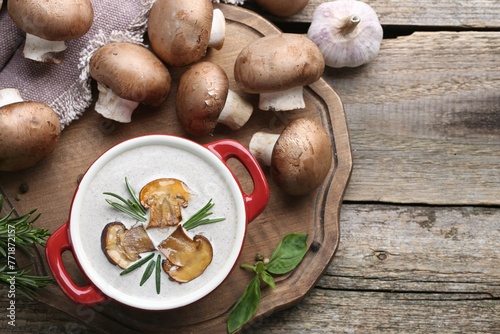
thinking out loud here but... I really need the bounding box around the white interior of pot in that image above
[69,135,246,310]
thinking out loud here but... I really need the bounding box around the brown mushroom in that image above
[101,222,156,269]
[234,33,325,111]
[158,225,213,283]
[249,118,333,196]
[7,0,94,63]
[0,90,61,172]
[256,0,309,17]
[147,0,226,67]
[176,61,253,136]
[139,178,192,229]
[89,42,172,123]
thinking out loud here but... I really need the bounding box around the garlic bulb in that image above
[307,0,383,68]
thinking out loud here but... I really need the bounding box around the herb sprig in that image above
[227,233,309,333]
[103,177,147,222]
[0,194,53,300]
[183,199,225,231]
[116,195,225,293]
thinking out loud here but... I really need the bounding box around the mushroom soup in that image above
[71,139,244,307]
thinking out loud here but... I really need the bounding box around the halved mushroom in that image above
[101,222,156,269]
[139,178,192,228]
[249,118,333,196]
[158,225,213,283]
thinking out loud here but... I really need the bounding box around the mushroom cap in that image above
[147,0,214,67]
[0,101,61,172]
[256,0,309,17]
[271,118,333,196]
[176,62,229,136]
[234,33,325,94]
[8,0,93,41]
[89,42,171,106]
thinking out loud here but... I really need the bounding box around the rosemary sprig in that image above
[182,199,225,231]
[0,195,53,300]
[0,196,49,257]
[119,252,155,276]
[0,259,53,301]
[103,177,147,222]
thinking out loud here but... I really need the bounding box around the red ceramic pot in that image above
[46,135,269,310]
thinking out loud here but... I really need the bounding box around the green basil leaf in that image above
[260,271,275,289]
[227,275,261,334]
[266,233,308,275]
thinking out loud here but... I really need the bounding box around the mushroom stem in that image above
[217,90,253,130]
[94,83,140,123]
[0,88,23,107]
[23,33,67,64]
[340,14,361,35]
[208,8,226,50]
[258,86,305,111]
[249,132,279,166]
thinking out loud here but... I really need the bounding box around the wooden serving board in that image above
[0,4,352,333]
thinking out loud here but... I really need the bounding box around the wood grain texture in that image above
[325,31,500,205]
[1,1,499,333]
[244,0,500,27]
[2,204,499,333]
[0,4,351,333]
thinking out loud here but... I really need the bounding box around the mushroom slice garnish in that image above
[139,178,192,228]
[101,222,155,269]
[158,225,213,283]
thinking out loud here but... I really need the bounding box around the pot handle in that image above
[45,223,107,305]
[204,139,269,223]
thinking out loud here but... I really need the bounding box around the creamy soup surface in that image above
[74,142,241,305]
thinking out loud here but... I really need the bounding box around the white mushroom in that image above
[147,0,226,67]
[234,33,325,111]
[7,0,94,63]
[89,42,172,123]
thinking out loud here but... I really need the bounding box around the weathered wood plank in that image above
[243,0,500,28]
[323,31,500,205]
[326,204,500,296]
[253,290,499,333]
[2,204,498,333]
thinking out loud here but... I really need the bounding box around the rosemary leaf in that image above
[139,259,156,286]
[182,199,225,231]
[103,178,147,222]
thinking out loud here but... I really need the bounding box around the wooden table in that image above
[1,1,499,332]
